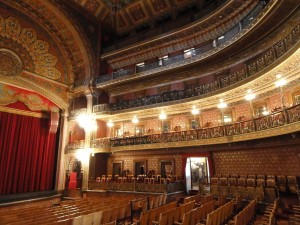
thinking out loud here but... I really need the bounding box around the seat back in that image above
[257,175,265,180]
[256,179,265,187]
[237,178,246,187]
[247,178,256,187]
[228,178,237,186]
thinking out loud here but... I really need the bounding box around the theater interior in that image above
[0,0,300,224]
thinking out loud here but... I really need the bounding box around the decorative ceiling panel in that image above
[70,0,202,32]
[148,0,172,15]
[116,11,129,30]
[126,1,149,24]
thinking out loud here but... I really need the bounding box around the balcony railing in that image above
[108,105,300,147]
[93,104,110,113]
[67,140,85,150]
[90,138,111,148]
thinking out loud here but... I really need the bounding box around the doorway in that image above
[185,157,210,193]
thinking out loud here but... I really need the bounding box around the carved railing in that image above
[93,104,110,113]
[90,138,111,148]
[108,105,300,147]
[67,140,85,150]
[97,1,265,85]
[94,23,300,112]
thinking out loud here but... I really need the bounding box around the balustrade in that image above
[106,104,300,148]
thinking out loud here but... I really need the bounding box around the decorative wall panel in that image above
[145,119,161,134]
[202,110,220,127]
[212,146,300,176]
[234,103,251,121]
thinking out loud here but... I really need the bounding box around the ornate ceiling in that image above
[72,0,204,32]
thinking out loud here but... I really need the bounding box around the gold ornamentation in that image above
[0,49,23,77]
[0,15,61,80]
[0,83,59,112]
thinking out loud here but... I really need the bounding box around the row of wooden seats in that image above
[170,200,224,225]
[154,195,233,225]
[6,202,131,225]
[253,198,279,225]
[183,194,214,206]
[214,174,297,182]
[211,182,265,201]
[199,199,235,225]
[0,194,144,225]
[230,199,257,225]
[132,194,167,213]
[213,174,299,194]
[71,203,131,225]
[134,201,178,225]
[290,205,300,224]
[152,201,195,225]
[211,177,278,188]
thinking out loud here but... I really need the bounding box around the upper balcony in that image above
[92,22,300,113]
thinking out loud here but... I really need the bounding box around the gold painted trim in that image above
[0,76,69,111]
[0,106,48,118]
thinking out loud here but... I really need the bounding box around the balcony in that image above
[105,104,300,150]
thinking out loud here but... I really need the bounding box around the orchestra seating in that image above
[0,193,167,225]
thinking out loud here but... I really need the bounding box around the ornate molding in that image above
[0,48,22,77]
[0,15,61,80]
[0,75,68,110]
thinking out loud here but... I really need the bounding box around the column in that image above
[55,109,69,192]
[81,93,93,190]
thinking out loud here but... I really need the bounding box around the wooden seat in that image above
[256,175,265,180]
[247,178,256,200]
[231,174,239,179]
[237,178,247,199]
[287,175,299,194]
[265,179,278,203]
[277,175,287,193]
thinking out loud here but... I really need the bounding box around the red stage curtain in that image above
[0,111,58,195]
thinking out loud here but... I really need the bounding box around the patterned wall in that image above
[212,146,300,176]
[268,93,289,111]
[201,109,220,127]
[123,122,135,136]
[171,115,187,130]
[234,103,252,121]
[145,120,161,133]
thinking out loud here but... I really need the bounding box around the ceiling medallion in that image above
[0,48,23,77]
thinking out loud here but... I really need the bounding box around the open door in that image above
[185,157,210,193]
